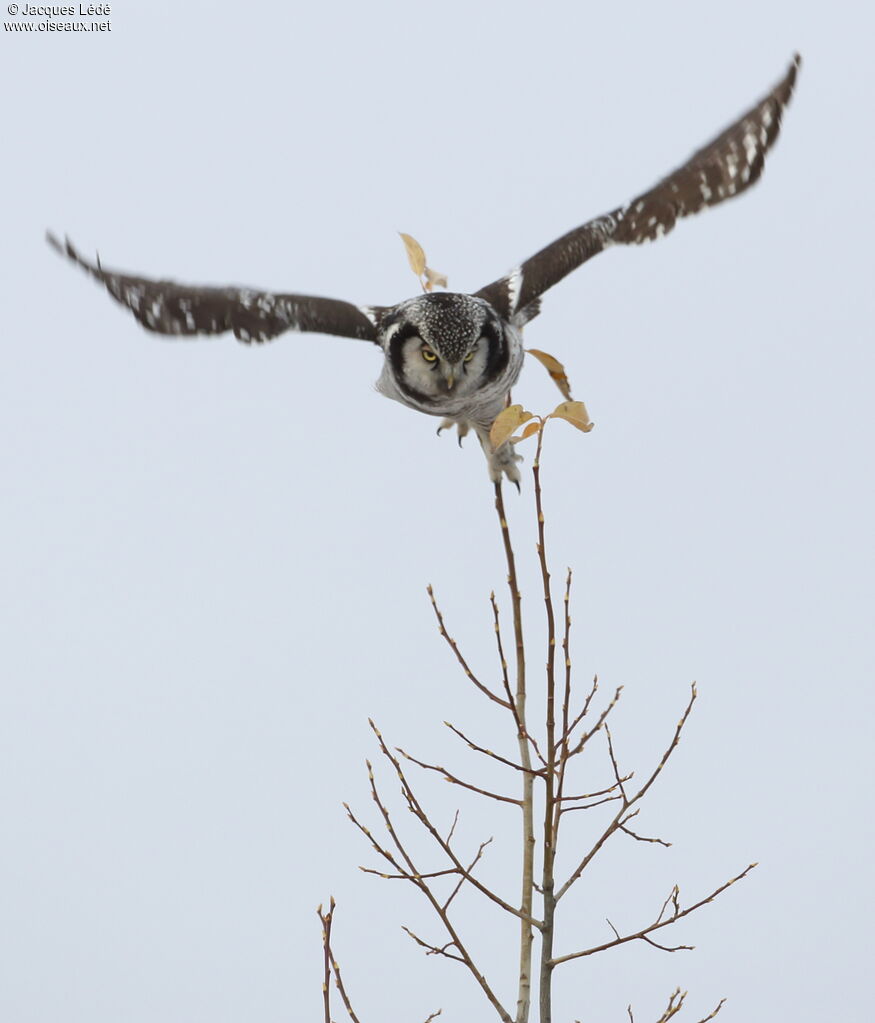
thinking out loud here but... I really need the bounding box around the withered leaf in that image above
[527,348,573,400]
[399,232,427,277]
[549,400,594,433]
[423,266,449,291]
[490,404,533,449]
[513,420,542,444]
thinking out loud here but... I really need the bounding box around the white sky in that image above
[2,2,872,1021]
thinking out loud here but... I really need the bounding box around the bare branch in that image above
[560,569,573,759]
[559,781,628,802]
[444,838,493,912]
[559,794,624,816]
[344,801,407,877]
[560,673,601,749]
[551,863,757,966]
[488,599,547,767]
[428,585,510,709]
[557,685,697,901]
[490,592,517,715]
[358,866,457,882]
[626,990,725,1023]
[632,683,698,807]
[319,900,332,1023]
[493,479,536,1023]
[355,727,515,1022]
[619,822,672,847]
[369,721,541,927]
[640,933,694,953]
[695,999,727,1022]
[443,721,542,775]
[317,899,364,1023]
[402,925,466,964]
[446,809,460,846]
[605,724,629,804]
[565,686,624,758]
[398,745,522,805]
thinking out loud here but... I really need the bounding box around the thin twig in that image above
[619,822,672,847]
[565,686,624,758]
[428,585,511,709]
[560,674,600,749]
[443,722,542,775]
[357,733,515,1022]
[559,794,624,815]
[444,838,493,912]
[551,863,757,966]
[402,926,466,963]
[556,684,696,901]
[559,781,629,802]
[493,479,535,1023]
[533,422,559,1023]
[370,721,541,927]
[317,899,364,1023]
[604,724,629,803]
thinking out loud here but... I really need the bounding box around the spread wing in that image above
[477,54,801,323]
[47,234,385,344]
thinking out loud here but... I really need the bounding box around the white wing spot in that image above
[742,132,759,164]
[507,266,523,315]
[359,305,378,327]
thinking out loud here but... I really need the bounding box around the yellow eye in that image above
[463,351,475,363]
[421,347,437,363]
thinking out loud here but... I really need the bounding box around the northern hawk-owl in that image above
[48,56,799,485]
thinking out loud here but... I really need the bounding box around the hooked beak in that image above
[441,364,456,390]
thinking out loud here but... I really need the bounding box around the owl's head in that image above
[378,292,508,406]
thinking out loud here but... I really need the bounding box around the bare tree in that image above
[319,406,753,1023]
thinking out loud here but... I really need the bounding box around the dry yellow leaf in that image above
[527,348,573,400]
[424,266,449,291]
[549,400,594,433]
[489,404,533,449]
[514,420,542,443]
[399,232,427,277]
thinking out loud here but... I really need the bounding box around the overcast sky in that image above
[2,2,872,1021]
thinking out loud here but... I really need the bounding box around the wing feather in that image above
[477,55,800,322]
[47,234,384,344]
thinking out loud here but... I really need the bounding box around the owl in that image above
[48,56,799,485]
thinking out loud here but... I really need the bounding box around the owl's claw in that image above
[437,418,471,447]
[475,425,523,487]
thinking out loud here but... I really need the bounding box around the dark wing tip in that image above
[46,232,103,279]
[784,52,802,96]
